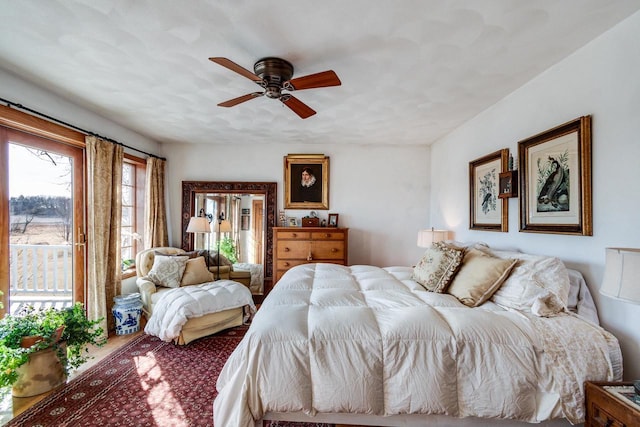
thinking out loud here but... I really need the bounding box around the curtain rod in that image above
[1,97,166,160]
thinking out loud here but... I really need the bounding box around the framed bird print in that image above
[469,149,509,232]
[518,116,592,235]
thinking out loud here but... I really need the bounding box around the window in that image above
[121,155,145,275]
[1,116,86,315]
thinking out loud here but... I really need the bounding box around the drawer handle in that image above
[307,250,313,261]
[284,262,290,267]
[284,247,290,252]
[325,233,331,238]
[292,233,297,237]
[331,248,338,253]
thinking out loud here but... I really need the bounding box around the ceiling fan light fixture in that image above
[265,85,282,99]
[210,56,340,119]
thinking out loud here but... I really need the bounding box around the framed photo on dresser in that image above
[328,213,339,227]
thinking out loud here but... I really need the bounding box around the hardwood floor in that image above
[0,330,142,425]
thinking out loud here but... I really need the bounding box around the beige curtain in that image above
[144,157,168,248]
[86,136,123,335]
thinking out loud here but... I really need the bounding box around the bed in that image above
[214,245,622,427]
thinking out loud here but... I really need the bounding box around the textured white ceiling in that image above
[1,0,639,146]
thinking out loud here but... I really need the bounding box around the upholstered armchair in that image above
[135,247,253,345]
[136,247,188,316]
[135,247,251,317]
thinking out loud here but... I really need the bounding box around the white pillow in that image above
[484,248,570,316]
[147,254,189,288]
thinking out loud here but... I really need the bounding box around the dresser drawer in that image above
[277,241,345,260]
[309,241,345,260]
[311,230,345,240]
[276,230,311,240]
[276,259,309,270]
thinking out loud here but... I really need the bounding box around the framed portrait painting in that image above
[469,149,509,232]
[284,154,329,209]
[518,116,592,235]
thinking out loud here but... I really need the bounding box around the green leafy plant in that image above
[220,237,238,263]
[0,302,106,388]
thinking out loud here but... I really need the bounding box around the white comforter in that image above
[214,264,621,427]
[145,280,255,342]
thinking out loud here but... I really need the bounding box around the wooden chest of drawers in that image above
[585,381,640,427]
[273,227,348,283]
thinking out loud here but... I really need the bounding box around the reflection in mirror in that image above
[193,192,264,263]
[181,182,276,297]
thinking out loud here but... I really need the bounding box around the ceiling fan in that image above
[209,57,341,119]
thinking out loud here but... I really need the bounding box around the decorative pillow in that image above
[412,242,465,292]
[147,254,189,288]
[447,248,517,307]
[481,248,571,316]
[198,250,233,267]
[180,256,214,286]
[156,250,199,259]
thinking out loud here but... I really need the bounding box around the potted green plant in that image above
[220,236,238,263]
[0,302,106,396]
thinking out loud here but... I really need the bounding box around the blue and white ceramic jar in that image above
[112,293,143,335]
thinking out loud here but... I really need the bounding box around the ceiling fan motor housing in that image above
[254,57,294,98]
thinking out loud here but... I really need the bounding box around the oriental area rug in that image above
[6,326,332,427]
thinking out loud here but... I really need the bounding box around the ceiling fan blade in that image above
[280,95,316,119]
[286,70,341,90]
[218,92,264,107]
[209,57,262,83]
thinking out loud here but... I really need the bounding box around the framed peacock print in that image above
[469,149,509,232]
[518,116,592,235]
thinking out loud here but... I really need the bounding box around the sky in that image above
[9,143,72,198]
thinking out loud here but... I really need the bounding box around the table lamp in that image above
[600,247,640,304]
[417,227,450,248]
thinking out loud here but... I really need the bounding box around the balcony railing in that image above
[8,244,74,315]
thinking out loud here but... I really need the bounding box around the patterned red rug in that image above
[6,326,332,427]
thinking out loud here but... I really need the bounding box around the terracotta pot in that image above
[20,335,44,348]
[12,343,67,397]
[20,326,65,349]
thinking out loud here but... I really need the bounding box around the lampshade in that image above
[219,219,232,233]
[417,228,449,248]
[186,216,211,233]
[600,247,640,304]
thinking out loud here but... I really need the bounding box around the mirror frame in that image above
[181,181,277,284]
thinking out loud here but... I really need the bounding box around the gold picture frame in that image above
[469,149,509,232]
[284,154,329,209]
[518,116,592,235]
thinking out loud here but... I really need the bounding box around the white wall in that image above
[0,68,160,158]
[430,11,640,380]
[161,142,431,267]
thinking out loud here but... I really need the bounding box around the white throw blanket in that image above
[145,280,256,342]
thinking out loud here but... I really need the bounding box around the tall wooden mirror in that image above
[181,181,277,297]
